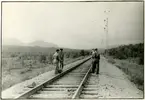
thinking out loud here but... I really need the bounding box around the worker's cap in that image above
[56,49,59,51]
[60,48,63,50]
[95,48,98,51]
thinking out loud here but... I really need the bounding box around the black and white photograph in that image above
[1,1,144,99]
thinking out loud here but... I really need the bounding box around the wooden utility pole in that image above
[104,10,110,55]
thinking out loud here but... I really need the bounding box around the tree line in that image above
[2,49,90,69]
[106,43,144,65]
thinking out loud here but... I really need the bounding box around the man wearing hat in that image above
[53,49,60,74]
[91,48,100,74]
[59,48,64,70]
[95,48,100,74]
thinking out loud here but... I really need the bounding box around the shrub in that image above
[39,55,46,63]
[139,54,144,65]
[107,43,144,63]
[11,54,17,57]
[80,50,85,56]
[48,54,53,64]
[108,58,115,64]
[65,52,70,58]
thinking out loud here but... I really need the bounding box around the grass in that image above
[2,46,90,90]
[106,56,144,91]
[2,56,86,91]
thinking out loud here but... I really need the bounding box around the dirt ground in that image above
[93,56,143,98]
[106,56,144,91]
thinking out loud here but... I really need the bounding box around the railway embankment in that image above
[2,56,90,99]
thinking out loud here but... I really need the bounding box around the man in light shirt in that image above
[53,49,60,74]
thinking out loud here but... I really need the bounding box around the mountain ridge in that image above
[3,38,58,48]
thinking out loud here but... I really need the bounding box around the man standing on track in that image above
[59,48,64,71]
[95,48,100,74]
[91,49,96,74]
[53,49,60,74]
[91,48,100,74]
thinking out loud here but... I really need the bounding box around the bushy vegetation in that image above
[105,43,144,91]
[114,59,144,91]
[2,46,90,71]
[2,46,91,90]
[106,43,144,65]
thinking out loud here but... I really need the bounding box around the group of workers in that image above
[52,48,100,75]
[53,48,64,74]
[91,48,100,74]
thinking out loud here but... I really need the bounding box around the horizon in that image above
[2,39,143,50]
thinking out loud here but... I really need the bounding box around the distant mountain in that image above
[2,38,25,46]
[28,40,58,48]
[2,45,81,53]
[2,45,57,53]
[2,38,58,48]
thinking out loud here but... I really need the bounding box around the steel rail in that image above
[15,57,91,99]
[72,64,92,99]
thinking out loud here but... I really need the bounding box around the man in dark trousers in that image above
[59,48,64,70]
[95,48,100,74]
[91,49,96,74]
[91,48,100,74]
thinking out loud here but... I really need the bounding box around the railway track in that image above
[29,60,91,99]
[15,57,91,99]
[3,56,143,99]
[15,57,103,99]
[80,74,103,99]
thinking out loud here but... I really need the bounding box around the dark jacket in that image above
[92,52,100,63]
[59,52,64,62]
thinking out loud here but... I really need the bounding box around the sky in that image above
[2,2,143,49]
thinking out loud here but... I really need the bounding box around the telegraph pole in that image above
[104,10,110,55]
